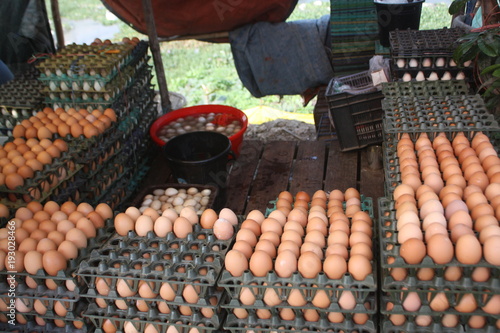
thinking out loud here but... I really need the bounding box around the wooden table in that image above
[141,139,385,217]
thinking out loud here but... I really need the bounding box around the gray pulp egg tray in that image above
[381,80,471,99]
[377,198,500,293]
[0,219,114,289]
[380,296,500,333]
[0,317,89,333]
[84,304,223,333]
[0,151,82,209]
[223,299,377,333]
[81,290,227,328]
[76,227,233,296]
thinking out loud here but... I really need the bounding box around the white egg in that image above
[441,72,452,80]
[416,71,425,81]
[449,59,457,67]
[428,72,439,81]
[409,59,419,68]
[435,58,445,67]
[396,59,406,68]
[456,71,466,80]
[422,58,432,67]
[403,73,412,82]
[464,60,472,67]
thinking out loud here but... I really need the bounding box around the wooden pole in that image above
[50,0,65,49]
[142,0,172,113]
[482,0,500,26]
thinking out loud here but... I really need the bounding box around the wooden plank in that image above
[289,141,326,197]
[359,146,385,219]
[324,140,359,192]
[244,141,296,215]
[225,140,262,215]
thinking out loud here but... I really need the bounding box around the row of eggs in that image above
[395,58,472,69]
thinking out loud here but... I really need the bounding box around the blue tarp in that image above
[229,15,334,98]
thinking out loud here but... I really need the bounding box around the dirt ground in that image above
[243,119,317,143]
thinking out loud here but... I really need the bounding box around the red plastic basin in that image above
[150,104,248,156]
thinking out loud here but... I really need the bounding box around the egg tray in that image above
[0,295,88,321]
[0,219,114,287]
[382,94,489,115]
[0,280,81,302]
[390,55,468,70]
[77,229,231,290]
[381,132,500,196]
[388,28,465,57]
[265,195,374,219]
[81,289,227,327]
[381,319,499,333]
[377,198,500,291]
[381,80,471,99]
[380,296,500,331]
[84,303,222,333]
[36,43,136,81]
[391,67,473,82]
[112,161,152,212]
[218,266,377,305]
[223,310,377,333]
[79,162,130,204]
[0,318,89,333]
[222,295,377,315]
[0,157,83,209]
[49,175,86,204]
[0,81,44,110]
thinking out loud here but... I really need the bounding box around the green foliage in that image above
[448,0,469,15]
[454,27,500,113]
[420,3,452,30]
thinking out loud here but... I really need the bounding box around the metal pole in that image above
[50,0,65,49]
[142,0,172,113]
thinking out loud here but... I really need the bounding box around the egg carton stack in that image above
[76,196,236,333]
[80,62,157,209]
[35,41,149,112]
[0,201,114,332]
[0,64,45,138]
[219,189,378,333]
[376,131,500,332]
[389,28,472,82]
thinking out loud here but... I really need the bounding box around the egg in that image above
[58,240,79,260]
[153,216,173,237]
[200,209,218,229]
[415,71,425,81]
[426,234,454,264]
[455,234,482,264]
[213,218,234,240]
[114,213,135,236]
[135,215,154,237]
[23,250,43,274]
[274,250,297,278]
[396,59,406,68]
[347,254,372,280]
[249,250,273,277]
[400,238,426,264]
[409,59,419,67]
[65,228,87,248]
[219,208,238,225]
[42,250,67,276]
[297,251,321,278]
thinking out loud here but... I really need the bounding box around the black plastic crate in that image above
[325,72,384,151]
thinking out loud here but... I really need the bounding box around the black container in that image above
[374,0,425,47]
[163,131,233,209]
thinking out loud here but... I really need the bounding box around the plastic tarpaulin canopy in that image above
[101,0,298,38]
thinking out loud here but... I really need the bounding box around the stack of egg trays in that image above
[49,176,87,205]
[389,28,471,81]
[0,220,114,331]
[219,198,378,333]
[377,198,500,332]
[0,282,90,332]
[382,95,498,135]
[36,43,136,84]
[382,131,500,197]
[77,227,234,332]
[381,80,471,99]
[0,148,82,209]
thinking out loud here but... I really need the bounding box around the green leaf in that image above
[493,68,500,78]
[448,0,469,15]
[478,39,499,57]
[481,64,500,75]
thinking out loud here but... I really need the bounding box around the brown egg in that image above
[58,240,79,260]
[249,250,272,277]
[42,250,67,276]
[199,209,217,229]
[297,251,321,278]
[213,218,233,240]
[427,234,454,264]
[277,240,300,258]
[455,234,482,264]
[400,238,426,264]
[246,210,265,225]
[274,250,297,278]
